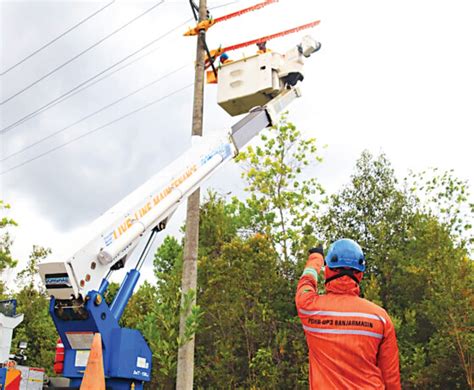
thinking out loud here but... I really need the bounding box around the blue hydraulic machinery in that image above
[49,229,160,390]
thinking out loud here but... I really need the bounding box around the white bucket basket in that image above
[217,52,283,116]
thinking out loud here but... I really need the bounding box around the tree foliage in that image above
[148,194,308,389]
[408,167,474,251]
[0,203,57,375]
[195,197,308,388]
[11,246,57,375]
[12,287,57,375]
[235,114,324,265]
[0,200,18,272]
[16,245,51,289]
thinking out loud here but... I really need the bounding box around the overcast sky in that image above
[1,0,473,286]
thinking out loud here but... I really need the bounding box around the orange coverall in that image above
[295,253,401,389]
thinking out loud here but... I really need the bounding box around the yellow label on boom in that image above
[112,165,197,240]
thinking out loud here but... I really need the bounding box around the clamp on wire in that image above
[187,0,218,78]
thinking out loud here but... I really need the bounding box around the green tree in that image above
[408,167,474,251]
[319,151,413,306]
[387,213,472,388]
[405,168,474,388]
[235,114,324,266]
[194,195,308,389]
[141,237,182,389]
[12,287,57,374]
[0,200,18,272]
[319,151,473,389]
[12,246,56,375]
[124,236,202,389]
[16,245,51,289]
[141,190,309,389]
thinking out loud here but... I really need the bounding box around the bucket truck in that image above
[38,35,320,389]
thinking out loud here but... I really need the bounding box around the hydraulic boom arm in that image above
[37,34,320,389]
[39,87,301,300]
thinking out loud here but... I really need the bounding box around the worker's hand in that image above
[306,245,324,272]
[308,245,324,256]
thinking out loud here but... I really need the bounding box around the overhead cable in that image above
[0,83,193,175]
[0,0,165,105]
[1,64,191,162]
[0,17,192,134]
[0,1,116,76]
[0,1,237,133]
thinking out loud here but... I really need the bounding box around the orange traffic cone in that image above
[5,367,22,390]
[80,333,106,390]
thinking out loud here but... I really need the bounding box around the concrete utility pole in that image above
[176,0,207,388]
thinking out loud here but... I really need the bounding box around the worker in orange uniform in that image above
[295,239,401,389]
[219,52,233,65]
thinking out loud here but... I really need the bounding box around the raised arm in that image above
[295,247,324,312]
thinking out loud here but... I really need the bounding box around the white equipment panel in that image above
[0,312,24,363]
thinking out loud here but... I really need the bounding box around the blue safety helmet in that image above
[326,239,366,272]
[220,52,229,62]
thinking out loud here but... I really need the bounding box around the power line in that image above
[0,46,185,134]
[0,17,193,134]
[1,64,191,163]
[0,0,165,105]
[0,1,239,133]
[0,83,193,175]
[0,1,116,76]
